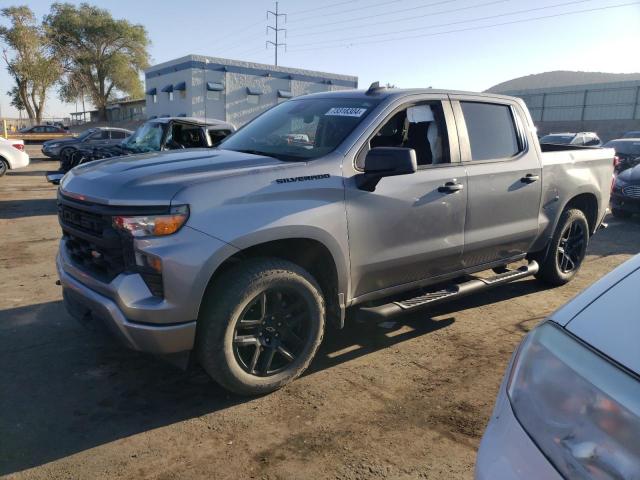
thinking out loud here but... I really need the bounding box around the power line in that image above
[288,0,459,30]
[290,0,405,23]
[292,0,594,47]
[266,2,287,65]
[287,0,361,16]
[288,0,508,38]
[287,1,640,52]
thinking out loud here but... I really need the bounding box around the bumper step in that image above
[356,261,539,321]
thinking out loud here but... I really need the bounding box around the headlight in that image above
[112,205,189,237]
[508,323,640,479]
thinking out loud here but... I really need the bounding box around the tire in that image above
[197,258,326,396]
[611,208,632,219]
[0,159,7,177]
[534,209,589,286]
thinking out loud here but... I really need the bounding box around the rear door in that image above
[450,96,542,268]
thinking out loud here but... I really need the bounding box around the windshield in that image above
[77,128,97,140]
[219,97,381,161]
[122,122,164,153]
[540,134,574,144]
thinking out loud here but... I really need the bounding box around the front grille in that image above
[622,185,640,199]
[58,196,166,296]
[58,201,130,282]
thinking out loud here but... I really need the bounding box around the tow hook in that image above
[55,280,61,286]
[599,222,608,230]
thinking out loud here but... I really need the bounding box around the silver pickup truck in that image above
[56,85,613,395]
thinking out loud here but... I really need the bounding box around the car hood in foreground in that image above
[59,148,287,206]
[618,164,640,183]
[551,254,640,376]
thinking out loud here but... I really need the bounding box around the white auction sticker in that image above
[325,107,367,117]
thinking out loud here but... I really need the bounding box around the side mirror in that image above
[356,147,417,191]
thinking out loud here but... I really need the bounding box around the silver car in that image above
[476,254,640,479]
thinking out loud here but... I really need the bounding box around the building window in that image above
[169,91,174,101]
[207,91,220,101]
[247,94,259,105]
[179,90,186,99]
[152,94,157,104]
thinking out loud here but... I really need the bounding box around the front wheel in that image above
[0,159,7,177]
[197,258,325,396]
[534,209,589,286]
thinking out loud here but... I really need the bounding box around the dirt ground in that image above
[1,150,639,480]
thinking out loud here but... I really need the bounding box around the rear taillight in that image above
[11,143,24,151]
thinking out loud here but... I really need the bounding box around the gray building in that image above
[489,72,640,141]
[144,55,358,127]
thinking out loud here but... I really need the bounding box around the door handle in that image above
[438,181,464,193]
[521,174,540,183]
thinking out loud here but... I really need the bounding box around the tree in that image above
[44,3,150,121]
[0,6,61,124]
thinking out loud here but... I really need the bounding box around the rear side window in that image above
[111,131,127,139]
[461,102,520,161]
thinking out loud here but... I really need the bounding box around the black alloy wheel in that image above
[557,220,586,273]
[233,288,311,377]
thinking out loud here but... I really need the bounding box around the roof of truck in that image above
[148,116,235,130]
[299,87,521,102]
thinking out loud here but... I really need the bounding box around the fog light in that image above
[135,251,162,273]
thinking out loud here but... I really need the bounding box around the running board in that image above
[356,261,539,321]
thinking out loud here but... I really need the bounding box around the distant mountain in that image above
[486,71,640,93]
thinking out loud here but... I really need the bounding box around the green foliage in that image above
[0,6,61,123]
[44,3,150,120]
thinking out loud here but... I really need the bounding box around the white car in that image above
[476,254,640,479]
[0,137,30,176]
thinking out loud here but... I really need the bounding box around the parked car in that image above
[42,127,132,163]
[476,254,640,480]
[13,124,74,143]
[0,137,29,176]
[603,138,640,174]
[55,86,613,395]
[539,132,601,147]
[622,130,640,138]
[19,124,66,134]
[46,117,235,184]
[610,162,640,218]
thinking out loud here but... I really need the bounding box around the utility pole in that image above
[266,2,286,66]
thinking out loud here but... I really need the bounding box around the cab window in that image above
[360,101,450,168]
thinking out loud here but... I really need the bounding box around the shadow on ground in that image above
[0,276,550,476]
[0,199,57,219]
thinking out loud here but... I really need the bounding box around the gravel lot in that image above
[1,149,639,479]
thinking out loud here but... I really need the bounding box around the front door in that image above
[451,97,542,268]
[345,98,467,299]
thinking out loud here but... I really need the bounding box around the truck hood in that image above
[59,148,287,206]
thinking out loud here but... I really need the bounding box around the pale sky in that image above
[1,0,639,118]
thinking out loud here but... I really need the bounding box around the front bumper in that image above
[56,225,238,354]
[42,146,62,159]
[611,192,640,214]
[475,385,562,480]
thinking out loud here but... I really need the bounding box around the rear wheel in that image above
[611,208,632,219]
[197,258,325,396]
[535,209,589,286]
[0,159,7,177]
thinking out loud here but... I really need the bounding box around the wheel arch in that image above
[199,235,347,329]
